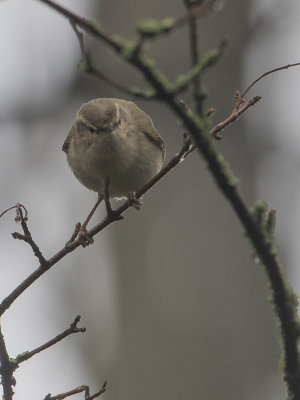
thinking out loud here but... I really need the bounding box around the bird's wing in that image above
[119,100,166,160]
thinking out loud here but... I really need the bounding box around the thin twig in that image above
[15,315,85,365]
[66,222,82,244]
[11,205,48,268]
[43,386,88,400]
[0,324,14,400]
[183,0,204,115]
[241,62,300,98]
[86,381,107,400]
[44,381,107,400]
[0,203,28,221]
[210,92,261,139]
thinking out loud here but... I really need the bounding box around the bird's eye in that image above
[88,127,95,133]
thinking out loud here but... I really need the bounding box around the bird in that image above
[63,98,165,228]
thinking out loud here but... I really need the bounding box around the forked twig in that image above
[0,203,28,221]
[9,205,48,268]
[210,92,261,139]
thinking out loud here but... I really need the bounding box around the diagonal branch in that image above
[0,85,262,318]
[0,135,194,317]
[14,315,85,365]
[167,95,300,398]
[210,92,261,139]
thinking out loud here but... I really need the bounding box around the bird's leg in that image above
[67,194,103,247]
[81,193,104,231]
[104,179,123,221]
[127,192,143,210]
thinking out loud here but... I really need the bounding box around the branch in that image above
[1,203,48,268]
[136,1,219,39]
[0,135,194,317]
[0,203,28,221]
[39,0,225,102]
[183,0,203,115]
[70,22,153,99]
[241,62,300,98]
[173,0,220,30]
[209,91,261,139]
[0,324,14,400]
[14,315,85,365]
[39,0,122,52]
[0,85,259,316]
[170,42,226,96]
[167,96,300,398]
[44,381,107,400]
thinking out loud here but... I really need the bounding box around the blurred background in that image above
[0,0,299,399]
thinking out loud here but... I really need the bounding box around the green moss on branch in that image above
[136,17,174,38]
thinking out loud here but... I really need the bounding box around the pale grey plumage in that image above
[63,98,165,198]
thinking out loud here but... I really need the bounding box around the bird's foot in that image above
[65,222,94,248]
[78,226,94,247]
[128,192,142,210]
[104,179,124,221]
[105,199,124,221]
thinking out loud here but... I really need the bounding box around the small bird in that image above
[63,98,165,223]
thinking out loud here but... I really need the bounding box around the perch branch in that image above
[0,135,193,317]
[0,87,262,318]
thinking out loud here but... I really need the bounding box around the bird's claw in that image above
[128,192,142,210]
[78,227,94,247]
